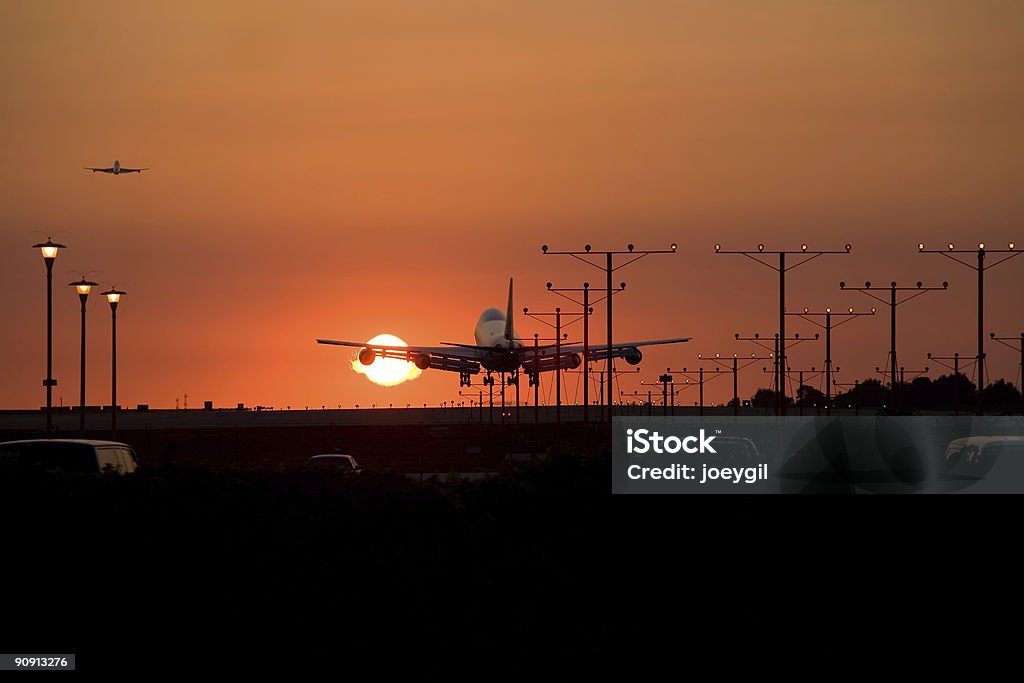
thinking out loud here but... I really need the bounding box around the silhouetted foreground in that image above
[4,451,1021,670]
[4,453,612,665]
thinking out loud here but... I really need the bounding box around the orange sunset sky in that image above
[1,1,1022,410]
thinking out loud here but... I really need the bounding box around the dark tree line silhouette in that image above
[750,373,1022,413]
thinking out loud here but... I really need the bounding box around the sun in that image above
[351,333,422,386]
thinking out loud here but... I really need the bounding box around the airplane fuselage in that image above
[474,307,523,372]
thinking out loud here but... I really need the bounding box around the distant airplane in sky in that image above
[317,278,690,386]
[83,160,148,174]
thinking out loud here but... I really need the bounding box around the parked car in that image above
[0,439,139,474]
[943,436,1024,475]
[303,453,362,473]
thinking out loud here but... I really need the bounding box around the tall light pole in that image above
[832,377,861,416]
[524,332,566,424]
[767,366,822,416]
[665,367,715,416]
[523,307,578,424]
[918,242,1022,414]
[69,277,98,434]
[33,238,65,432]
[990,332,1024,414]
[599,366,642,419]
[642,372,675,415]
[542,242,677,430]
[788,306,875,415]
[840,280,947,411]
[734,332,817,414]
[533,334,540,424]
[694,353,770,416]
[545,281,625,425]
[101,288,126,438]
[716,242,851,415]
[927,352,975,416]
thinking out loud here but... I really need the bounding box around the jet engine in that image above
[623,348,643,365]
[414,353,432,370]
[358,348,376,366]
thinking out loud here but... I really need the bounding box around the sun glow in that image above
[351,334,422,386]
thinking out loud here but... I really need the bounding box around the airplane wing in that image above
[119,168,148,173]
[560,337,691,355]
[84,167,115,173]
[519,337,690,373]
[316,338,485,372]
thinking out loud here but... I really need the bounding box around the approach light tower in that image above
[990,332,1024,414]
[787,306,876,415]
[840,280,947,411]
[545,281,625,424]
[541,243,677,429]
[716,242,852,415]
[918,242,1022,414]
[733,332,818,414]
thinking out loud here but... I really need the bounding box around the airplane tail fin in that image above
[505,278,514,341]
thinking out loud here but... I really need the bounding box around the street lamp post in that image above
[716,243,852,415]
[69,277,98,434]
[33,238,65,432]
[542,243,677,430]
[840,280,947,411]
[100,288,126,438]
[918,242,1021,413]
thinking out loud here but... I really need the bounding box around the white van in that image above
[304,453,362,472]
[0,439,139,474]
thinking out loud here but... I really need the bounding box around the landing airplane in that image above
[84,160,148,174]
[316,279,690,386]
